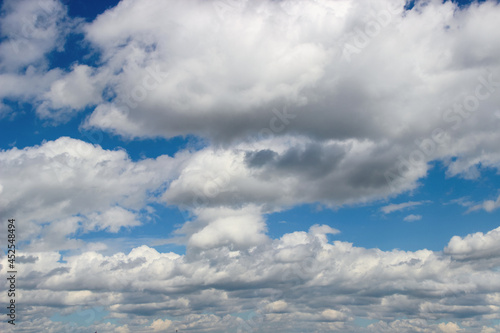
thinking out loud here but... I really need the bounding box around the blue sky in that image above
[1,0,500,332]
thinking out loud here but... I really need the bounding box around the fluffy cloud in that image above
[150,318,172,331]
[1,224,500,332]
[3,0,500,209]
[467,194,500,213]
[73,0,499,210]
[0,0,71,71]
[439,322,463,333]
[0,0,81,121]
[2,0,500,332]
[79,0,500,161]
[37,64,108,119]
[185,206,268,250]
[444,226,500,261]
[161,137,427,210]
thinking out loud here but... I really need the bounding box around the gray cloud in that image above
[1,225,500,332]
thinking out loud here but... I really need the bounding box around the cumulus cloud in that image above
[467,194,500,213]
[439,322,463,333]
[75,0,500,196]
[2,0,500,332]
[0,137,186,250]
[161,137,427,210]
[1,224,500,332]
[71,0,498,211]
[4,0,500,210]
[37,64,108,120]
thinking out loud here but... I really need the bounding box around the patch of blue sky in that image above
[266,161,500,251]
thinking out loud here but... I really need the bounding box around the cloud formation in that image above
[2,224,500,332]
[403,214,423,222]
[1,0,500,332]
[381,201,427,214]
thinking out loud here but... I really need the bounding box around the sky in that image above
[1,0,500,332]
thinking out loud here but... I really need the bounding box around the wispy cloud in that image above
[381,201,428,214]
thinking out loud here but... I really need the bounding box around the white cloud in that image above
[438,322,463,333]
[85,206,141,233]
[381,201,426,214]
[403,214,422,222]
[467,194,500,213]
[150,318,172,331]
[0,137,186,250]
[0,0,81,122]
[0,0,71,71]
[78,0,500,210]
[37,65,107,119]
[73,0,500,200]
[265,300,288,313]
[185,205,268,250]
[161,138,427,210]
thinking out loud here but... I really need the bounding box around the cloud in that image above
[381,201,426,214]
[74,0,500,216]
[3,0,500,211]
[467,194,500,213]
[0,0,72,71]
[37,64,107,120]
[444,226,500,261]
[162,137,427,210]
[0,137,187,251]
[2,0,500,332]
[403,214,422,222]
[184,205,268,250]
[2,224,500,332]
[439,322,463,333]
[73,0,500,198]
[0,0,82,122]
